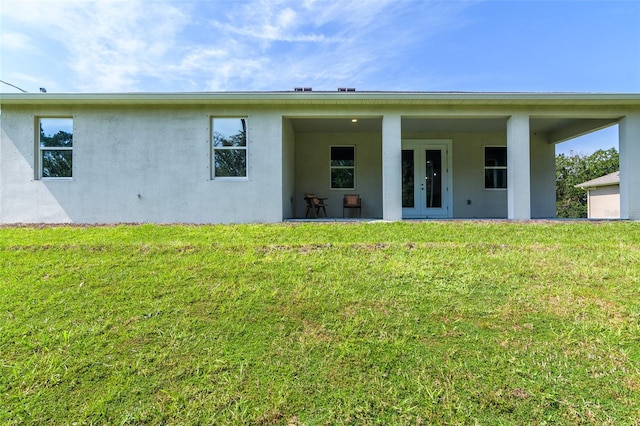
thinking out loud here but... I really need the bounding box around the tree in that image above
[556,148,619,218]
[212,119,246,177]
[40,124,73,178]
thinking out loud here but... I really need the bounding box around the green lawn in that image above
[1,222,639,425]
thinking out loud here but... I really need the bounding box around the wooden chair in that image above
[304,194,328,218]
[343,194,362,218]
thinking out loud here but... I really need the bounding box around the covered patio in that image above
[283,107,629,221]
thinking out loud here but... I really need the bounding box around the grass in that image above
[1,221,639,425]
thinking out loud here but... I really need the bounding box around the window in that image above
[38,117,73,179]
[484,146,507,189]
[401,150,415,207]
[212,118,247,178]
[330,146,355,189]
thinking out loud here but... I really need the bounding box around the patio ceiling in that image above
[288,116,619,143]
[289,117,382,133]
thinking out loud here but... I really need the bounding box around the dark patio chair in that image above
[343,194,362,218]
[304,194,328,218]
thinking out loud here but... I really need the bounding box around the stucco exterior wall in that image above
[294,132,383,218]
[2,93,629,223]
[453,133,508,218]
[399,130,555,219]
[1,105,284,223]
[282,119,295,219]
[401,132,509,218]
[529,133,557,218]
[588,185,620,219]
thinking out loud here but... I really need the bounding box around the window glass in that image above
[485,147,507,167]
[330,146,354,166]
[485,169,507,189]
[39,118,73,178]
[214,150,247,177]
[213,118,246,147]
[331,168,355,189]
[212,118,247,178]
[425,149,442,208]
[330,146,355,189]
[402,150,414,208]
[484,146,507,189]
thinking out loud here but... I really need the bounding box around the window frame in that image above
[330,145,356,190]
[211,117,249,180]
[36,116,74,180]
[484,146,507,190]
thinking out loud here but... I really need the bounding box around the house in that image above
[1,91,639,223]
[576,171,620,219]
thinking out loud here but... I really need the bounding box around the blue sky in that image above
[2,0,639,153]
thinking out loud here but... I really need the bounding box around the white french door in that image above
[402,140,453,218]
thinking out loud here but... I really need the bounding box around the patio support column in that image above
[382,114,402,221]
[619,113,640,220]
[507,114,531,220]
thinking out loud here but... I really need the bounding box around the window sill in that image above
[211,177,249,181]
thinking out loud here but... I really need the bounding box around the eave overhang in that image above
[2,91,640,108]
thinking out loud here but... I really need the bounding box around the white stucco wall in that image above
[294,132,383,218]
[402,131,509,218]
[619,113,640,219]
[2,95,628,224]
[399,130,555,219]
[282,118,296,219]
[529,133,557,218]
[1,105,284,223]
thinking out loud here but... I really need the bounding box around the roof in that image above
[575,171,620,188]
[2,91,640,107]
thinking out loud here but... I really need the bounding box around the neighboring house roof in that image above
[575,171,620,189]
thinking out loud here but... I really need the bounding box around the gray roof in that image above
[575,171,620,188]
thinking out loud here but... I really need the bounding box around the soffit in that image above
[290,118,381,133]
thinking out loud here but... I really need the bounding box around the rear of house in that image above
[1,91,639,223]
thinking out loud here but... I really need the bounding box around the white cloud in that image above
[0,32,33,51]
[1,0,189,91]
[198,0,475,91]
[61,1,189,91]
[0,0,475,92]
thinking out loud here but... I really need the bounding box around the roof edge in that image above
[575,171,620,188]
[2,91,640,106]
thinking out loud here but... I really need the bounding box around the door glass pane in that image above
[425,150,442,208]
[402,150,414,208]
